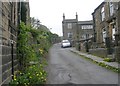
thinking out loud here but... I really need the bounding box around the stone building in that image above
[0,2,19,85]
[0,1,20,85]
[78,20,93,40]
[92,2,107,48]
[62,13,78,46]
[78,20,93,52]
[92,1,120,59]
[21,1,30,25]
[62,13,94,48]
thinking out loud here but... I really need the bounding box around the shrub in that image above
[10,63,47,85]
[12,21,54,85]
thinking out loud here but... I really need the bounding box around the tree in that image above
[30,17,41,28]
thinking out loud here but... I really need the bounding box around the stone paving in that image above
[70,48,119,69]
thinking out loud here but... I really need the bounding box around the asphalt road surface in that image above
[47,43,118,84]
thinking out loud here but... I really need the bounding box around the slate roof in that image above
[63,19,78,23]
[78,20,93,25]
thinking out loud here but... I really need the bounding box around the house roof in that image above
[78,20,93,25]
[63,19,78,23]
[92,2,105,15]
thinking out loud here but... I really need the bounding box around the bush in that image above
[10,63,47,85]
[12,21,54,85]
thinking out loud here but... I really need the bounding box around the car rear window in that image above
[62,40,69,43]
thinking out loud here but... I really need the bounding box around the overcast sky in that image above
[29,0,104,36]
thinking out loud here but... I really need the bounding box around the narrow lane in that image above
[47,44,118,84]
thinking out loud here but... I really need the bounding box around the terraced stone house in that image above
[62,13,94,49]
[0,1,20,85]
[62,13,78,46]
[0,0,31,84]
[92,1,120,59]
[78,20,93,52]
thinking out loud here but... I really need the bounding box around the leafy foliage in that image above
[10,21,56,85]
[10,63,47,85]
[17,22,53,68]
[17,22,32,68]
[10,16,61,84]
[103,58,114,62]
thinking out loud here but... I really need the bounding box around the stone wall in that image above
[2,45,18,84]
[89,48,107,58]
[0,1,2,85]
[0,45,2,85]
[114,46,120,61]
[0,2,19,85]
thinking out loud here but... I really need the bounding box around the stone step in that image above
[107,55,113,58]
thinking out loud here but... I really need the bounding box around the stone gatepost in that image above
[114,34,120,62]
[105,37,112,54]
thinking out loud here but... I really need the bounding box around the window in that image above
[68,32,73,38]
[112,25,116,40]
[82,34,86,39]
[86,34,89,39]
[102,28,106,42]
[82,25,93,29]
[109,2,114,16]
[112,28,115,40]
[82,26,84,29]
[101,6,105,21]
[67,23,72,29]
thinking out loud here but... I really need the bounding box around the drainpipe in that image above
[11,40,14,79]
[17,0,21,69]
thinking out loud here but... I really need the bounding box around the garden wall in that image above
[89,48,107,58]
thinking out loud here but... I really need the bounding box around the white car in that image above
[61,40,71,48]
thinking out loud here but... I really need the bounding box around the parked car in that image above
[61,40,71,48]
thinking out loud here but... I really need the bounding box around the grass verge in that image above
[70,50,120,73]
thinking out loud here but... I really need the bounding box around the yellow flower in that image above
[37,74,39,76]
[44,79,46,81]
[40,72,42,75]
[39,49,44,54]
[24,83,26,84]
[20,72,22,75]
[14,75,17,80]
